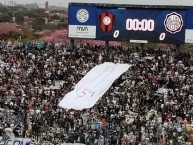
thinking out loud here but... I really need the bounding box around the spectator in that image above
[0,40,193,145]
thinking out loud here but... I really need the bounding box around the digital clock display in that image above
[126,19,155,31]
[96,9,186,44]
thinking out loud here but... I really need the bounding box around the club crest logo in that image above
[99,12,116,32]
[164,12,183,34]
[76,9,89,23]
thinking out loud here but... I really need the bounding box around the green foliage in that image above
[0,6,28,23]
[25,9,46,18]
[36,17,45,25]
[51,14,60,20]
[21,33,41,42]
[59,23,66,29]
[0,13,10,22]
[0,5,8,13]
[0,31,27,41]
[44,24,64,30]
[32,25,43,31]
[60,18,65,22]
[43,24,58,30]
[15,12,25,24]
[32,17,45,31]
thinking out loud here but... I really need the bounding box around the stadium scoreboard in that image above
[68,3,193,44]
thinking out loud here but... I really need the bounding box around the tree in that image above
[0,6,8,13]
[15,12,24,24]
[0,13,11,22]
[40,29,68,43]
[26,9,46,18]
[32,25,43,31]
[0,22,18,34]
[44,24,58,30]
[51,14,60,20]
[35,17,45,25]
[57,23,66,29]
[32,17,45,31]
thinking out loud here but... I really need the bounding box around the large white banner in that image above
[59,62,132,110]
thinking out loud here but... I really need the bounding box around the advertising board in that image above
[68,4,193,44]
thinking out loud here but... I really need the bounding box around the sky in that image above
[1,0,193,7]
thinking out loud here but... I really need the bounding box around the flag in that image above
[59,62,132,110]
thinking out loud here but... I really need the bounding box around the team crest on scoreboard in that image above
[99,12,116,32]
[76,9,89,23]
[164,12,183,34]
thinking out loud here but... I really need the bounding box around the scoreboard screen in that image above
[68,4,193,44]
[96,9,186,44]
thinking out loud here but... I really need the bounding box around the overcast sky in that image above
[1,0,193,7]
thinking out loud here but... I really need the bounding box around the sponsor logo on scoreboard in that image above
[76,26,88,32]
[99,12,116,32]
[76,9,89,23]
[164,12,183,34]
[69,25,96,38]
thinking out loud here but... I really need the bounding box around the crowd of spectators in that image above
[0,40,193,145]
